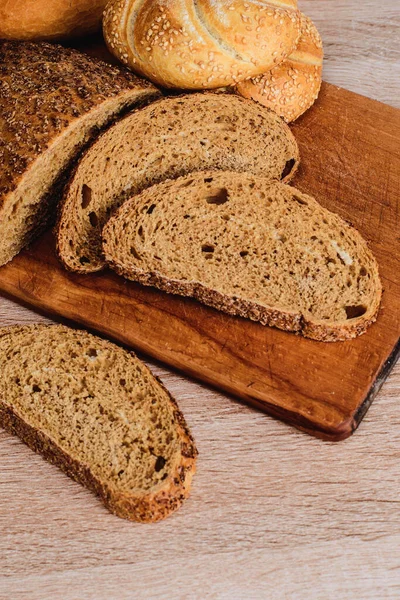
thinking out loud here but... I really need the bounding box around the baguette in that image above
[102,171,382,342]
[0,324,197,522]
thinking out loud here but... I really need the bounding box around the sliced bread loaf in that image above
[56,93,300,273]
[102,171,382,342]
[0,324,197,522]
[0,41,160,267]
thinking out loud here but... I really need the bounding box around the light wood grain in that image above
[0,2,400,599]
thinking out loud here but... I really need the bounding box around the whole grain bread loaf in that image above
[0,41,161,267]
[102,171,382,342]
[0,324,197,522]
[56,93,299,273]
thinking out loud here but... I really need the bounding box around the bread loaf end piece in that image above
[0,324,197,522]
[103,171,382,342]
[0,41,161,267]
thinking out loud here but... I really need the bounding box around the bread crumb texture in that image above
[57,93,299,273]
[0,324,197,522]
[103,171,382,341]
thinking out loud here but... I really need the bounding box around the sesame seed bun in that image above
[103,0,302,89]
[236,14,323,122]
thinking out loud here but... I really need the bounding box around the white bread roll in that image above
[0,0,107,41]
[236,14,323,122]
[103,0,302,89]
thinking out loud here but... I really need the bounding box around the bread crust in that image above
[0,0,108,41]
[0,324,197,522]
[103,0,302,89]
[236,14,323,122]
[106,259,381,342]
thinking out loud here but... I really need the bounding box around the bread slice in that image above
[0,324,197,522]
[0,41,160,267]
[56,93,300,273]
[102,171,382,342]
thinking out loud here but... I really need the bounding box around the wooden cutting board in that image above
[0,41,399,441]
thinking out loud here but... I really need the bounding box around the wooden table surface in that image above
[1,2,399,599]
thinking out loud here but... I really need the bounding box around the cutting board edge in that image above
[1,281,398,442]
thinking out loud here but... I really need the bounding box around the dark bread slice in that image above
[0,324,197,522]
[102,171,382,342]
[0,41,161,267]
[56,93,299,273]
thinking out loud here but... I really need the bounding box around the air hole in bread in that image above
[81,184,92,209]
[87,348,98,357]
[204,177,214,183]
[240,250,249,258]
[89,212,98,227]
[359,267,367,276]
[202,244,214,253]
[32,384,41,393]
[292,194,306,206]
[138,226,144,240]
[147,204,156,215]
[345,305,367,319]
[130,246,141,260]
[79,256,90,265]
[281,158,295,180]
[155,456,166,472]
[120,378,126,386]
[206,188,229,205]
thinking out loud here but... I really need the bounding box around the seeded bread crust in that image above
[236,14,324,122]
[0,41,161,266]
[107,259,380,342]
[0,324,197,522]
[102,172,382,342]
